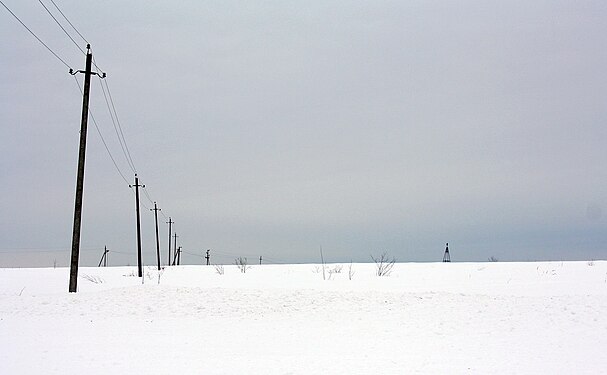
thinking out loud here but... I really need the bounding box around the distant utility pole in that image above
[130,174,145,277]
[151,202,162,270]
[166,217,173,267]
[205,249,210,265]
[68,44,105,293]
[259,256,262,265]
[172,246,181,266]
[173,233,178,264]
[98,246,109,267]
[443,243,451,262]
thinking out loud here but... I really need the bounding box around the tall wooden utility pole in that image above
[151,202,162,270]
[205,249,210,265]
[68,44,105,293]
[130,174,145,277]
[166,217,173,266]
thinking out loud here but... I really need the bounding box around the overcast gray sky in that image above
[1,0,606,267]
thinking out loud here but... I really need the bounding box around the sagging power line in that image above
[36,0,85,55]
[3,1,181,277]
[47,0,88,45]
[0,0,73,69]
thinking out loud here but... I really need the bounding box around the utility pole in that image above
[205,249,210,265]
[130,174,145,277]
[172,246,181,266]
[98,246,109,267]
[173,233,178,265]
[259,256,262,265]
[68,44,105,293]
[151,202,162,270]
[166,217,173,267]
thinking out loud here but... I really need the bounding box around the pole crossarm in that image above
[69,45,106,78]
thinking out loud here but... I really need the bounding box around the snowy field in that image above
[0,261,606,374]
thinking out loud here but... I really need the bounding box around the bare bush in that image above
[235,257,251,273]
[587,260,595,267]
[371,253,396,277]
[488,256,499,262]
[214,264,225,275]
[324,264,342,280]
[81,274,104,284]
[348,262,355,280]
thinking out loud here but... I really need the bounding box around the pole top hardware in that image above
[69,45,106,79]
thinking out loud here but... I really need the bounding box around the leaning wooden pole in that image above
[68,46,93,293]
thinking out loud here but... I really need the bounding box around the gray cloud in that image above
[1,0,606,267]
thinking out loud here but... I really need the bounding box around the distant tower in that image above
[443,243,451,262]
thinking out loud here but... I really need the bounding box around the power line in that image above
[262,256,290,264]
[104,78,138,173]
[139,195,151,211]
[110,250,135,256]
[3,1,173,259]
[77,72,169,221]
[133,179,170,220]
[97,74,136,174]
[0,247,99,254]
[89,50,105,78]
[138,180,171,220]
[0,0,72,69]
[143,184,169,219]
[6,2,171,247]
[73,76,130,185]
[42,2,166,220]
[143,187,155,205]
[39,0,106,75]
[182,250,204,258]
[210,250,290,264]
[36,0,85,54]
[48,0,87,44]
[158,208,169,220]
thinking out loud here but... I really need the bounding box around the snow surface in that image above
[0,261,606,374]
